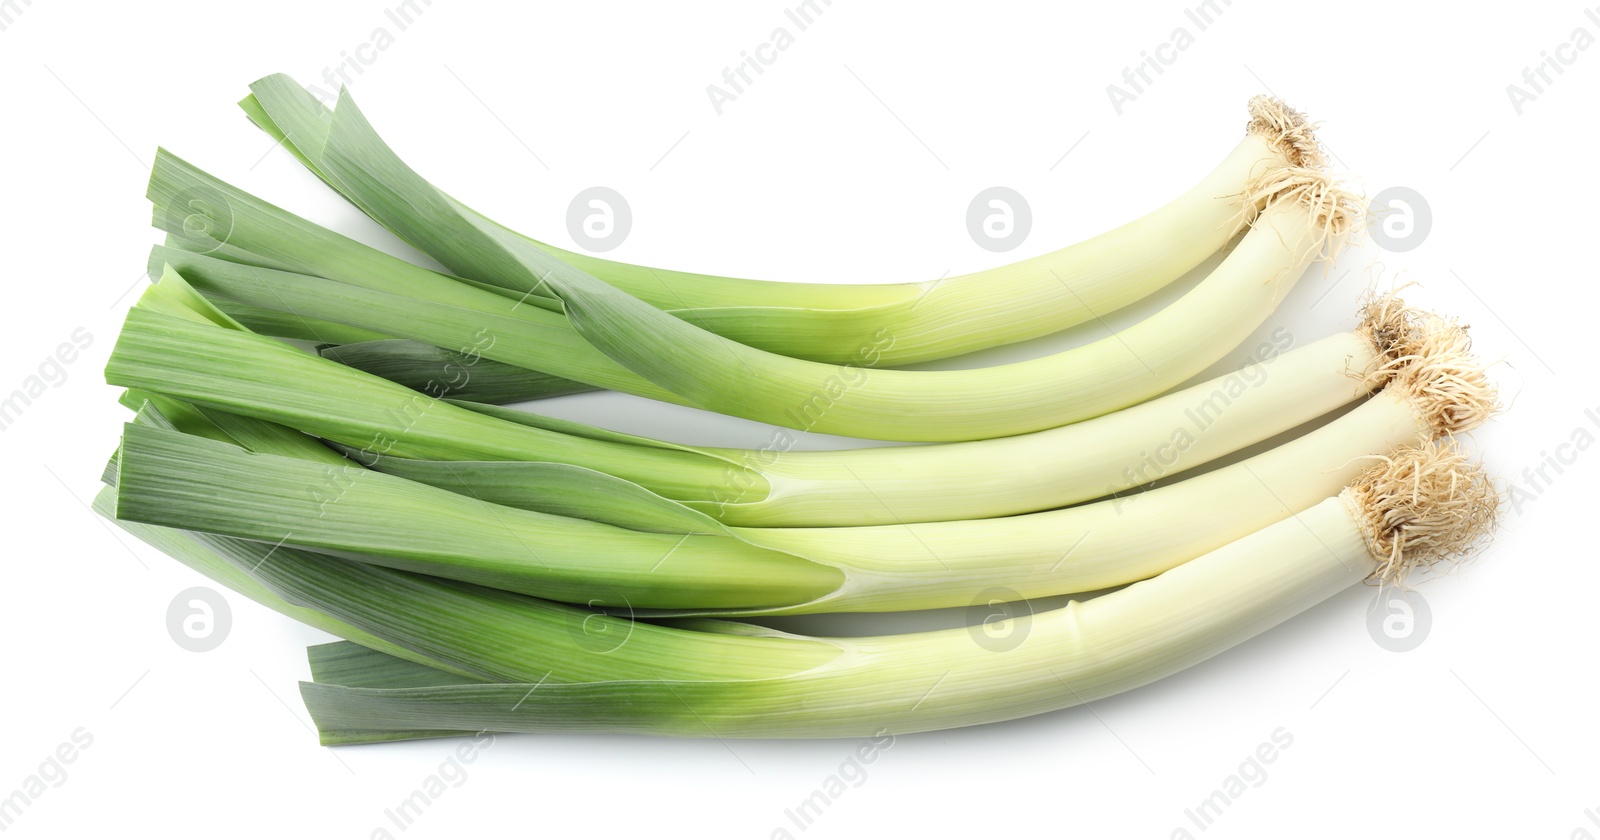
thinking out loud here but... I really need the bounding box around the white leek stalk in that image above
[534,171,1362,441]
[711,297,1440,524]
[295,440,1499,741]
[737,317,1494,612]
[145,152,1358,441]
[242,76,1326,365]
[112,294,1494,615]
[114,275,1446,529]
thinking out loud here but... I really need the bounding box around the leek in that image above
[111,422,843,610]
[242,75,1327,364]
[148,151,1358,441]
[109,276,1468,528]
[104,489,838,683]
[293,441,1497,742]
[109,299,1492,614]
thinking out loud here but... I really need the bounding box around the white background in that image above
[2,1,1596,837]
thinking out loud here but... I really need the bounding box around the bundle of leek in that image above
[94,80,1507,750]
[109,289,1494,613]
[148,153,1358,441]
[238,74,1325,365]
[102,439,1495,742]
[113,266,1458,530]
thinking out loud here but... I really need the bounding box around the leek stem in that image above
[242,76,1325,364]
[295,442,1497,741]
[148,153,1358,441]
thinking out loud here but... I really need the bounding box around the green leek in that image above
[109,302,1492,614]
[110,275,1473,529]
[294,441,1496,742]
[148,149,1358,441]
[242,75,1327,364]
